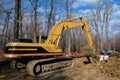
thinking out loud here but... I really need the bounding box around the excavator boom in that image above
[45,17,94,50]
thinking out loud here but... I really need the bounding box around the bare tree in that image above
[104,0,112,48]
[90,0,112,51]
[14,0,21,39]
[47,0,54,35]
[1,14,10,50]
[65,0,71,55]
[29,0,38,42]
[19,3,22,37]
[114,32,120,51]
[65,0,76,54]
[0,1,14,50]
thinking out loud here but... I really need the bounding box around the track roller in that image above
[10,60,26,70]
[26,60,42,76]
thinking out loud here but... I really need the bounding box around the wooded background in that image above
[0,0,120,52]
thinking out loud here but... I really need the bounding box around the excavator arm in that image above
[45,17,94,50]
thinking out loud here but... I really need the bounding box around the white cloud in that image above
[77,9,93,19]
[109,3,120,34]
[79,9,91,14]
[113,11,120,18]
[113,4,120,11]
[112,30,120,35]
[73,0,98,8]
[110,19,120,30]
[37,7,50,13]
[37,7,45,13]
[112,4,120,18]
[24,12,32,17]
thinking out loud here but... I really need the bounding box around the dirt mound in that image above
[99,53,120,79]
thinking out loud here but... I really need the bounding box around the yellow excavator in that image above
[4,17,94,76]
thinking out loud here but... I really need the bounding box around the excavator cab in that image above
[13,38,33,43]
[12,36,48,44]
[36,36,48,43]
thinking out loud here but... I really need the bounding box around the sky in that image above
[36,0,120,36]
[71,0,120,35]
[0,0,120,36]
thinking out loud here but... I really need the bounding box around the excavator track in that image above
[26,57,73,76]
[10,60,26,70]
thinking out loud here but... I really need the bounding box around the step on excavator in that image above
[4,17,94,76]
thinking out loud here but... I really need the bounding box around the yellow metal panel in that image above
[4,53,63,58]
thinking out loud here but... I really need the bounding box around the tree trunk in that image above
[14,0,21,39]
[19,5,22,37]
[33,0,38,42]
[47,0,54,35]
[65,0,71,55]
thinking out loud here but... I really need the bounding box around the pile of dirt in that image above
[98,53,120,79]
[61,54,120,80]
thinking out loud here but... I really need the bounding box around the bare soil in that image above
[0,53,120,80]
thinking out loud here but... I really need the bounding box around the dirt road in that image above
[0,54,120,80]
